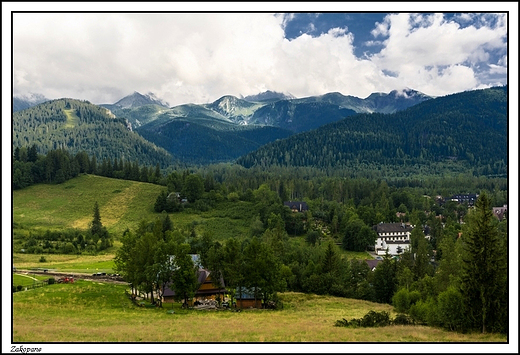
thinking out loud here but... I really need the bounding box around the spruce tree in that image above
[90,201,103,236]
[460,193,507,333]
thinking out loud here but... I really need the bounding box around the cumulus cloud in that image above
[368,13,507,96]
[12,12,508,106]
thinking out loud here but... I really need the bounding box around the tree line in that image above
[12,144,165,190]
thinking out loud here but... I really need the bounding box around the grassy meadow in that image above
[13,253,116,274]
[12,174,260,249]
[11,281,507,343]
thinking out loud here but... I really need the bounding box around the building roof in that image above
[493,205,508,221]
[283,201,308,212]
[374,222,413,234]
[162,268,225,298]
[365,259,382,270]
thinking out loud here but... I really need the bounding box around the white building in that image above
[374,222,414,256]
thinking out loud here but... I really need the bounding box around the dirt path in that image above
[16,269,128,285]
[14,273,39,281]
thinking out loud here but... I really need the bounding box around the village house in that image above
[283,201,309,213]
[235,287,262,309]
[493,204,507,221]
[365,259,382,271]
[162,268,226,305]
[162,254,225,305]
[373,222,413,256]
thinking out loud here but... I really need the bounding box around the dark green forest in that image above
[237,86,507,177]
[12,98,174,167]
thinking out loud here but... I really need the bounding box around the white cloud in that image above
[369,13,507,96]
[12,12,508,106]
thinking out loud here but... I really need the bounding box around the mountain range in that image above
[12,86,507,176]
[236,86,508,177]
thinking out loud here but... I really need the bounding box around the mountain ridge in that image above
[236,86,507,177]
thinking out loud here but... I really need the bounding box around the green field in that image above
[11,281,506,343]
[13,273,51,287]
[12,175,261,247]
[13,174,165,236]
[13,253,116,273]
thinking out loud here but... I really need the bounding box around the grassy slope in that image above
[13,174,163,235]
[12,281,506,343]
[12,174,260,251]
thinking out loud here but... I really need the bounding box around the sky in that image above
[6,3,515,107]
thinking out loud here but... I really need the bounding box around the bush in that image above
[16,285,23,292]
[47,277,56,285]
[392,288,411,313]
[227,192,240,202]
[39,256,47,262]
[360,310,391,327]
[392,313,414,325]
[437,286,465,331]
[335,310,391,328]
[13,286,18,293]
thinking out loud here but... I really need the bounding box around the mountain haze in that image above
[13,93,49,112]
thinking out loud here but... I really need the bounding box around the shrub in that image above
[16,285,23,292]
[437,286,465,331]
[47,277,56,285]
[392,288,411,313]
[13,286,17,293]
[39,256,47,262]
[360,310,391,327]
[336,310,392,328]
[392,313,414,325]
[227,192,239,202]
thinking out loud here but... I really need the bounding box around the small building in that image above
[493,205,507,221]
[284,201,308,213]
[373,222,413,256]
[235,287,262,309]
[449,193,479,206]
[365,259,382,271]
[162,268,226,305]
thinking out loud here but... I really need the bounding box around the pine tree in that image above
[460,193,507,333]
[90,201,103,236]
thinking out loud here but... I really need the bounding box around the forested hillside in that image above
[237,86,507,177]
[12,99,174,167]
[137,116,293,164]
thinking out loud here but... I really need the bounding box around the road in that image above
[16,269,129,285]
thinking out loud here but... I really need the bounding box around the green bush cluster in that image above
[335,310,415,328]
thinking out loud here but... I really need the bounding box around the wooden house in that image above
[235,287,262,309]
[162,268,226,305]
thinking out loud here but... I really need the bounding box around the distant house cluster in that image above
[449,193,479,206]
